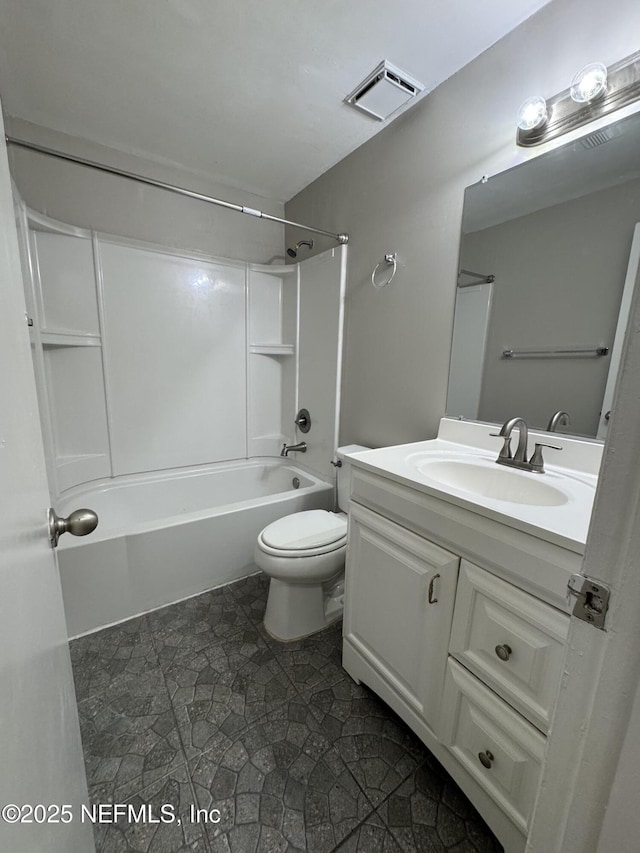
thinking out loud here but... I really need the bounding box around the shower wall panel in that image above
[297,246,346,480]
[99,240,246,475]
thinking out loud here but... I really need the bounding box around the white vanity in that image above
[342,417,602,853]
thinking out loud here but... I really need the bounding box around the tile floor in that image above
[71,572,503,853]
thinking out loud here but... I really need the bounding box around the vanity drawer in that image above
[441,658,546,835]
[450,560,569,733]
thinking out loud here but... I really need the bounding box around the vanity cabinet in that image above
[449,560,569,733]
[440,658,546,836]
[344,504,459,733]
[343,463,575,853]
[441,560,568,836]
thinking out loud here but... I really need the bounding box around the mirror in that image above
[447,109,640,439]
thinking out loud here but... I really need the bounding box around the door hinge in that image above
[566,574,610,629]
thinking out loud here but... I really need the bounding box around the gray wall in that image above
[285,0,640,448]
[7,117,284,263]
[462,177,640,436]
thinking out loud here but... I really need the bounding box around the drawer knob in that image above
[495,644,512,662]
[478,750,494,769]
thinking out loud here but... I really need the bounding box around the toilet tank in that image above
[336,444,370,512]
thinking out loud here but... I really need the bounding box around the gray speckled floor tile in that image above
[227,572,270,625]
[190,696,374,853]
[71,616,158,703]
[306,676,428,807]
[377,762,503,853]
[79,667,185,804]
[99,764,208,853]
[76,584,501,853]
[265,622,347,692]
[463,821,503,853]
[333,811,403,852]
[149,588,252,666]
[166,632,298,758]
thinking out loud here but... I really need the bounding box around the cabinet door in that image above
[344,503,460,733]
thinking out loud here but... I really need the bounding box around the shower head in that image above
[286,239,314,258]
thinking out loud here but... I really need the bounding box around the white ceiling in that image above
[0,0,553,202]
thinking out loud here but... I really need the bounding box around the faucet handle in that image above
[529,442,563,473]
[489,433,512,459]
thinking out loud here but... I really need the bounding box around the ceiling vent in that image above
[345,60,425,121]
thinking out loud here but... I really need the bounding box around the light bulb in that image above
[570,63,608,103]
[516,96,548,131]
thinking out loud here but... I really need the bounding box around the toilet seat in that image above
[257,510,347,558]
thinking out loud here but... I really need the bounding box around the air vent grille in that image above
[345,60,425,121]
[579,124,623,149]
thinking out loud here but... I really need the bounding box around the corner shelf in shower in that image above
[249,344,295,356]
[57,452,108,469]
[56,453,110,493]
[39,330,102,348]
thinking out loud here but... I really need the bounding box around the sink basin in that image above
[349,429,600,549]
[415,458,569,506]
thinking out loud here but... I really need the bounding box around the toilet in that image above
[254,444,368,641]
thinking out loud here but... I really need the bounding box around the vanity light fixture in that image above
[516,95,548,131]
[570,62,608,104]
[517,49,640,147]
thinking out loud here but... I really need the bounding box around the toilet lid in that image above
[261,510,347,551]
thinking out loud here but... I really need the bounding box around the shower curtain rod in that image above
[5,136,349,246]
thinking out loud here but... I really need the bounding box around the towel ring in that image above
[371,253,397,288]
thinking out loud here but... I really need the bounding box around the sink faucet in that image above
[547,410,571,432]
[281,441,307,457]
[491,417,562,473]
[493,417,529,466]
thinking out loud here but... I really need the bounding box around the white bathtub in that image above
[57,458,333,637]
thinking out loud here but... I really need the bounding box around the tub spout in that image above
[281,442,307,457]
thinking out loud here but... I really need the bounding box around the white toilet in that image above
[254,444,368,641]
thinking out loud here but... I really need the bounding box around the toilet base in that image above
[264,575,344,642]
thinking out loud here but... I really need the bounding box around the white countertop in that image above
[347,419,602,554]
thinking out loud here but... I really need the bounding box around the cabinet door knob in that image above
[478,750,494,769]
[495,644,512,662]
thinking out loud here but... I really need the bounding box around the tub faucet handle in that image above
[294,408,311,433]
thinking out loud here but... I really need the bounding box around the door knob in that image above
[49,507,99,548]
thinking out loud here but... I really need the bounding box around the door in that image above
[597,222,640,439]
[0,126,94,849]
[344,503,460,734]
[526,217,640,849]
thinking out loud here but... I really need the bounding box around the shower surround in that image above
[16,198,346,637]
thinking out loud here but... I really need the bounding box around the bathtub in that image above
[57,458,333,637]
